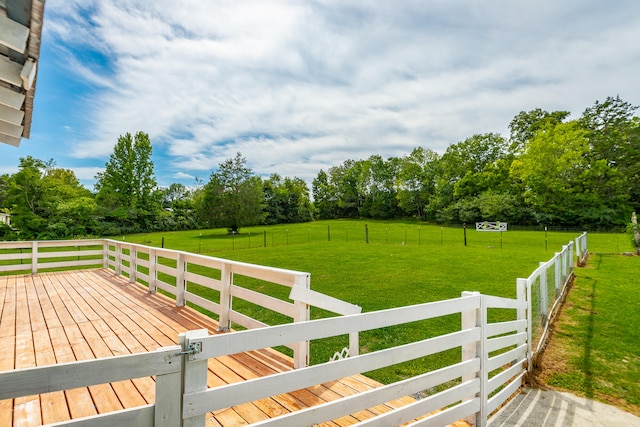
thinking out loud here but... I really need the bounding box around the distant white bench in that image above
[476,221,507,232]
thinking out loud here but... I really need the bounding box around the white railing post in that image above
[115,243,122,276]
[516,278,531,375]
[149,248,157,293]
[102,241,109,269]
[569,242,575,274]
[461,291,482,426]
[176,252,186,307]
[554,252,562,299]
[479,295,488,427]
[293,273,311,369]
[560,246,567,286]
[181,329,208,427]
[539,262,548,326]
[130,246,137,284]
[31,241,38,274]
[154,345,182,427]
[523,279,537,374]
[218,262,232,332]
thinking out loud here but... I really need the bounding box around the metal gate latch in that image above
[174,341,202,360]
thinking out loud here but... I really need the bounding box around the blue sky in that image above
[1,0,639,189]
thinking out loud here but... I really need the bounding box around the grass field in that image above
[111,220,633,385]
[539,254,640,416]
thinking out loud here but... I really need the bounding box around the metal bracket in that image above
[174,341,202,360]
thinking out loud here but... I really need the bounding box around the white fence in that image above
[575,231,588,266]
[517,236,579,362]
[0,345,184,427]
[0,290,525,427]
[180,292,527,427]
[0,234,589,426]
[0,239,361,368]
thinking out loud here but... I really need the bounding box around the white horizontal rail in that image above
[486,372,526,415]
[228,310,270,331]
[183,271,221,291]
[356,380,480,427]
[46,405,155,427]
[486,319,527,337]
[244,359,480,427]
[0,346,180,400]
[34,249,103,258]
[35,259,103,270]
[486,332,527,353]
[184,291,221,316]
[488,362,525,395]
[191,295,480,361]
[411,398,481,427]
[487,344,527,372]
[183,328,481,417]
[289,285,362,315]
[230,284,297,317]
[483,294,526,310]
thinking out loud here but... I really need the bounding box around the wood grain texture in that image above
[0,269,447,427]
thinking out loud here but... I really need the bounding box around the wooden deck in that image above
[0,269,456,427]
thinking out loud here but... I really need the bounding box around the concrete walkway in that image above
[488,388,640,427]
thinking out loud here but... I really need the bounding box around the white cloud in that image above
[173,171,196,180]
[42,0,640,187]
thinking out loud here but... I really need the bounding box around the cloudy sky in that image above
[1,1,639,188]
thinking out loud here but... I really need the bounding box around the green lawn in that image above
[111,220,634,384]
[0,220,615,389]
[540,253,640,416]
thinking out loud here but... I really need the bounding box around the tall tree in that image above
[510,121,628,226]
[431,133,511,223]
[197,153,264,232]
[329,160,362,218]
[580,96,640,211]
[263,174,313,224]
[396,147,439,220]
[357,155,401,219]
[95,131,160,231]
[312,170,337,220]
[5,157,95,238]
[508,108,570,154]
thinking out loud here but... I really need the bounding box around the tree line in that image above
[314,96,639,227]
[0,96,637,240]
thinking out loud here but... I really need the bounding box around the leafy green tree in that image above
[509,108,569,154]
[396,147,439,220]
[0,174,10,207]
[580,96,640,212]
[197,153,264,232]
[312,170,337,220]
[431,133,512,223]
[95,131,160,232]
[263,174,313,224]
[6,157,51,237]
[329,160,363,218]
[5,157,95,238]
[357,155,401,219]
[510,121,628,226]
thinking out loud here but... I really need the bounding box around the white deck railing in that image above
[0,291,526,427]
[0,233,588,427]
[180,291,527,427]
[0,345,184,427]
[0,239,361,369]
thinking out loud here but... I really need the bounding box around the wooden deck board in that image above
[0,269,464,427]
